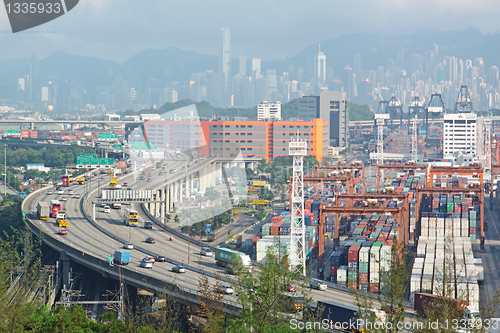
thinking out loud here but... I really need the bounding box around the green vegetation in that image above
[180,209,233,236]
[348,102,374,121]
[0,196,24,237]
[5,146,94,168]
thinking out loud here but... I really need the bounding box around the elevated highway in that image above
[23,154,415,317]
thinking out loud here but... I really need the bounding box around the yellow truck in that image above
[252,199,269,205]
[252,180,267,187]
[77,177,85,185]
[108,169,114,174]
[110,178,117,190]
[56,211,68,228]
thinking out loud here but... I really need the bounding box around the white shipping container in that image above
[415,258,425,264]
[412,268,422,276]
[337,267,348,282]
[359,247,370,262]
[475,265,484,282]
[370,246,380,264]
[457,283,468,300]
[369,272,379,283]
[428,228,436,236]
[410,274,421,293]
[417,244,426,257]
[468,284,480,305]
[413,261,424,270]
[421,275,433,292]
[421,228,428,237]
[444,229,453,237]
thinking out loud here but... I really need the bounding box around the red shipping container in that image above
[469,227,476,235]
[21,130,29,138]
[271,220,286,235]
[305,199,313,210]
[271,216,283,223]
[369,283,379,293]
[252,236,261,244]
[348,246,360,262]
[348,281,358,289]
[359,273,369,284]
[331,266,339,276]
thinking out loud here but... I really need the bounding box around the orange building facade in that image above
[143,118,328,163]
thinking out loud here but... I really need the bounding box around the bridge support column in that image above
[216,162,223,183]
[199,168,206,194]
[61,257,71,289]
[179,180,183,203]
[30,122,35,130]
[190,174,194,196]
[184,177,189,198]
[155,190,161,217]
[168,184,173,212]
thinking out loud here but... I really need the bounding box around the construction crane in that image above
[425,93,445,143]
[455,85,473,113]
[388,96,403,131]
[289,132,307,276]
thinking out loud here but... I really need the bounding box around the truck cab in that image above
[56,211,68,227]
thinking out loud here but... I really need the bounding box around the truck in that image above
[207,233,215,242]
[110,178,118,190]
[229,235,242,247]
[114,250,131,265]
[114,168,122,176]
[37,202,50,220]
[76,177,85,185]
[56,211,68,228]
[215,247,252,274]
[112,203,122,209]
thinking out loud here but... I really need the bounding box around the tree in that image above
[204,188,221,201]
[258,188,274,201]
[223,245,323,332]
[194,273,226,333]
[352,241,409,333]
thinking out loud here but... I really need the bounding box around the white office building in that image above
[257,101,281,120]
[443,113,477,159]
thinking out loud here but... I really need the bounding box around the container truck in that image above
[215,247,252,273]
[229,235,242,247]
[114,250,132,265]
[110,178,117,190]
[207,233,215,242]
[56,211,68,227]
[37,202,50,220]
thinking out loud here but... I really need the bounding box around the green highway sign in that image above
[109,255,113,263]
[22,211,25,217]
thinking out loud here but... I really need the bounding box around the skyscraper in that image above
[313,43,326,85]
[251,58,261,79]
[217,28,231,107]
[353,54,361,72]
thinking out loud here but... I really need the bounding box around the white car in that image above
[201,247,213,256]
[140,260,153,269]
[47,190,53,195]
[123,243,134,250]
[68,190,74,195]
[104,206,111,213]
[219,285,234,294]
[57,190,64,195]
[61,197,68,202]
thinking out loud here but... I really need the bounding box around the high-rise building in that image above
[217,28,232,107]
[298,96,320,121]
[257,101,281,120]
[319,91,349,149]
[251,58,261,79]
[342,66,355,98]
[443,113,477,158]
[313,43,326,85]
[267,69,278,102]
[353,54,361,72]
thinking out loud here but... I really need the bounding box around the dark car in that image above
[147,178,152,182]
[172,265,186,273]
[156,255,167,262]
[146,237,155,244]
[140,176,145,180]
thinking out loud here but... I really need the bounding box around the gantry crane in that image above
[376,162,428,191]
[388,96,403,131]
[408,96,425,134]
[428,164,483,188]
[313,163,366,193]
[425,93,445,143]
[455,85,473,113]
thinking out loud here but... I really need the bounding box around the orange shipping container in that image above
[253,235,261,244]
[117,161,126,169]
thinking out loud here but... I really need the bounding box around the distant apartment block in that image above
[144,118,328,163]
[298,92,349,149]
[443,113,477,158]
[257,101,281,120]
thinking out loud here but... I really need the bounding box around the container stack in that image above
[330,251,343,282]
[410,236,482,312]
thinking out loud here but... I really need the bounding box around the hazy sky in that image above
[0,0,499,63]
